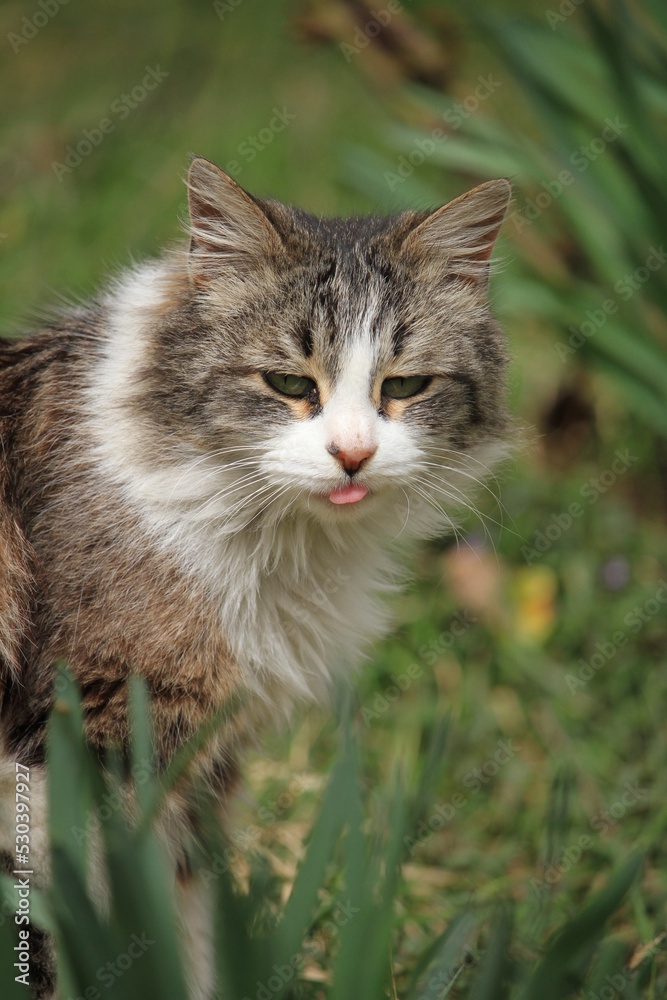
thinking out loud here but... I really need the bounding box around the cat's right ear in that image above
[186,157,281,279]
[399,179,511,288]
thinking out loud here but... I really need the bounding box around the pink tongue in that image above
[329,483,369,505]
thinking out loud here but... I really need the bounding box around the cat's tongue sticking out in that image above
[328,484,369,505]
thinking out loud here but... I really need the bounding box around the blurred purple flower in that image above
[602,556,630,591]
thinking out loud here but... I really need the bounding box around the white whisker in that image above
[410,482,465,557]
[413,474,498,559]
[189,473,269,521]
[416,468,519,542]
[392,488,411,541]
[165,446,265,503]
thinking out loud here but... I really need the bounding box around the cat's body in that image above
[0,159,511,998]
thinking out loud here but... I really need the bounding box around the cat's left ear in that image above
[186,157,282,279]
[401,179,511,286]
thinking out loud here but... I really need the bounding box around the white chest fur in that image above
[85,268,408,710]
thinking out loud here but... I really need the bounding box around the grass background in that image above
[0,0,665,994]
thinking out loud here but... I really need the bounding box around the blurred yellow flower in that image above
[511,565,558,643]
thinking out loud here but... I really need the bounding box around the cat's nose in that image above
[327,442,377,476]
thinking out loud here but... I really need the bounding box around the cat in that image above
[0,156,512,998]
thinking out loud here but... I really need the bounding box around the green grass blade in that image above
[521,852,645,1000]
[47,665,94,885]
[138,690,246,832]
[405,911,480,999]
[328,758,371,1000]
[101,822,189,998]
[277,742,357,959]
[361,773,410,999]
[49,848,123,1000]
[469,907,514,1000]
[409,713,452,840]
[128,674,156,815]
[212,861,273,999]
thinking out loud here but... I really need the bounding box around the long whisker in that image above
[226,487,276,524]
[414,474,492,544]
[188,479,278,539]
[167,459,264,506]
[417,468,520,541]
[427,444,509,499]
[392,488,411,541]
[418,459,505,512]
[165,445,266,502]
[414,475,498,559]
[190,472,269,520]
[186,459,263,490]
[411,480,497,565]
[244,484,294,531]
[421,445,520,533]
[427,444,505,488]
[410,482,467,558]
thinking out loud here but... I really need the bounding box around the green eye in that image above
[264,372,316,398]
[381,375,431,399]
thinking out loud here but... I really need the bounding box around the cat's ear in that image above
[186,157,281,277]
[401,179,511,286]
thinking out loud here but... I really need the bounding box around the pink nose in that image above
[327,442,377,476]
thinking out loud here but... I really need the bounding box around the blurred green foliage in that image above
[343,0,667,435]
[0,0,386,329]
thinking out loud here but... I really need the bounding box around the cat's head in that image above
[141,158,512,537]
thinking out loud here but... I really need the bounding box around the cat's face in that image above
[140,159,511,535]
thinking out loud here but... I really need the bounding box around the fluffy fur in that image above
[0,158,512,998]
